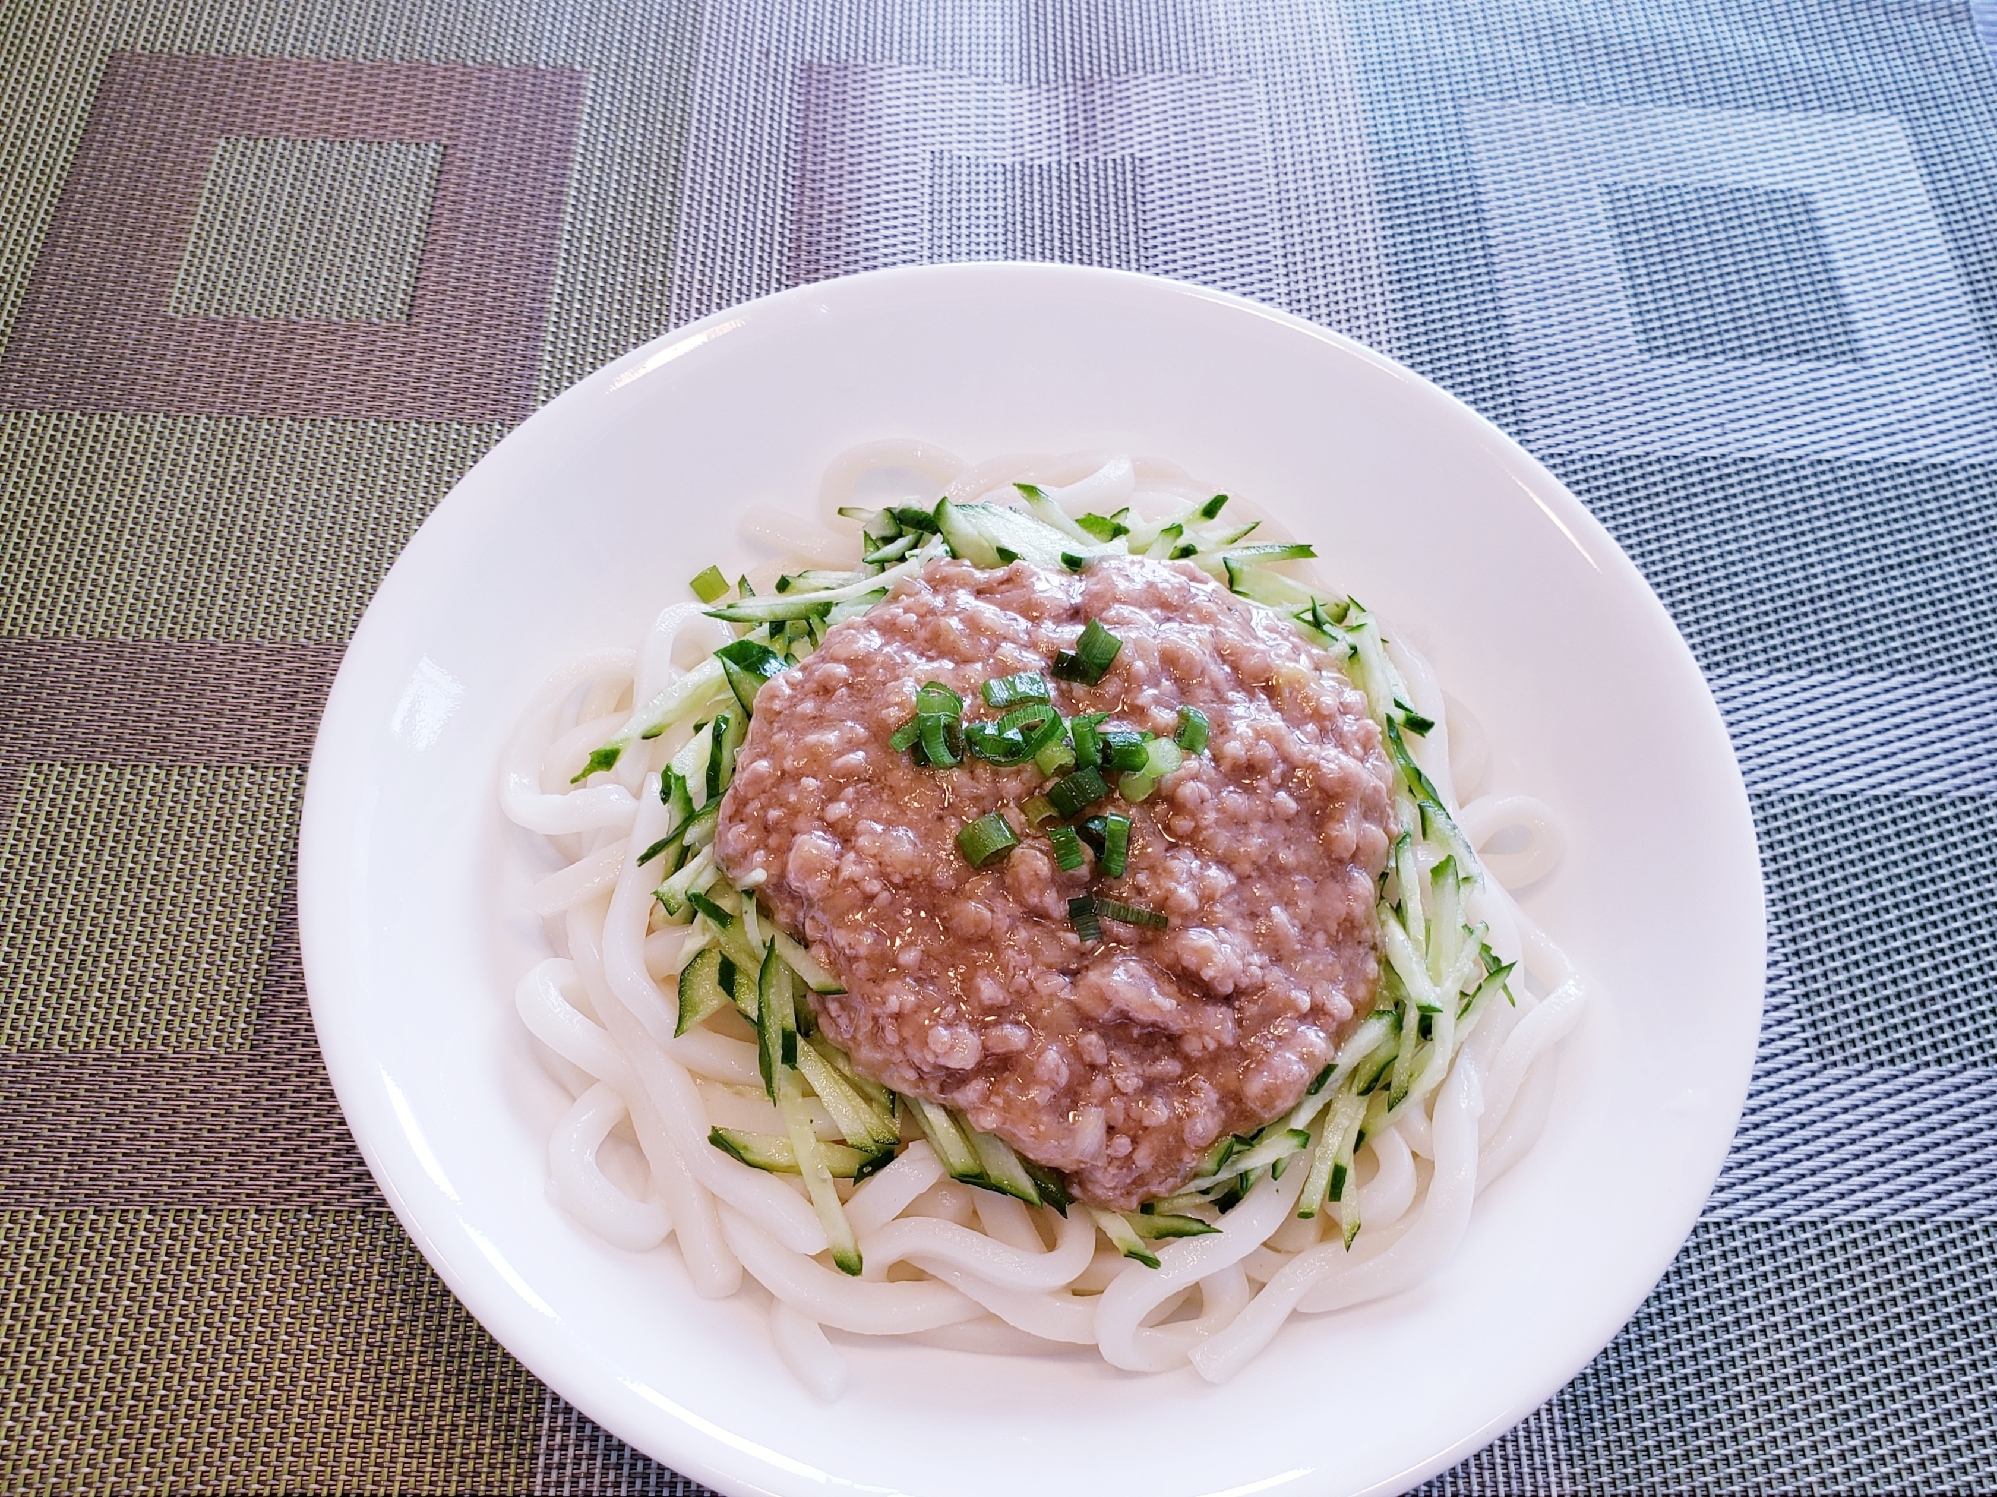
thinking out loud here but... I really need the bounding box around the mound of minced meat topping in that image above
[714,554,1395,1209]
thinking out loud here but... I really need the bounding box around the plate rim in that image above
[299,260,1766,1497]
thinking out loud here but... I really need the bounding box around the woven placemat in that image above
[2,0,1992,1489]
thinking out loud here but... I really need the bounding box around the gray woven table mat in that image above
[2,0,1993,1490]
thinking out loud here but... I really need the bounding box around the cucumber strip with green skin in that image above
[1142,523,1183,559]
[1378,904,1446,1017]
[1354,1023,1400,1096]
[1074,508,1130,541]
[1384,718,1478,867]
[1130,1210,1219,1240]
[1282,1011,1394,1133]
[934,497,1003,567]
[709,1126,875,1178]
[705,555,927,622]
[1344,615,1404,723]
[820,1041,896,1116]
[783,569,866,590]
[756,941,797,1101]
[706,595,834,624]
[1180,1126,1310,1196]
[1195,1134,1239,1179]
[794,1037,900,1152]
[971,501,1116,572]
[1120,495,1212,554]
[1388,995,1422,1109]
[825,590,889,624]
[1182,520,1261,552]
[1460,960,1517,1019]
[1013,483,1094,542]
[1396,831,1426,953]
[1323,1087,1371,1205]
[684,889,733,929]
[907,1096,983,1180]
[673,947,735,1037]
[837,504,891,534]
[698,893,768,1003]
[635,794,715,868]
[707,712,745,805]
[654,845,716,918]
[614,656,731,750]
[1222,559,1319,607]
[1088,1208,1161,1269]
[1428,861,1464,983]
[1023,1160,1071,1216]
[668,719,714,803]
[716,639,788,716]
[964,1123,1043,1205]
[861,532,918,566]
[773,929,843,994]
[778,1071,864,1274]
[1297,1087,1360,1218]
[1223,542,1316,564]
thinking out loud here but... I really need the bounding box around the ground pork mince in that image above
[714,554,1396,1209]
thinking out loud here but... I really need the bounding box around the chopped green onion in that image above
[1101,814,1131,878]
[1047,766,1110,819]
[1047,824,1086,872]
[1074,816,1108,856]
[918,714,960,767]
[685,890,734,928]
[956,811,1020,867]
[1119,771,1156,802]
[916,681,964,717]
[1021,794,1060,828]
[689,565,729,603]
[1143,737,1183,778]
[1069,894,1103,943]
[1096,897,1167,929]
[1034,741,1077,777]
[1175,706,1210,753]
[1052,618,1123,686]
[981,672,1051,709]
[965,702,1064,765]
[1101,728,1149,773]
[1069,713,1106,770]
[888,717,921,752]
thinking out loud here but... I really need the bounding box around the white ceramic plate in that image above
[301,263,1764,1497]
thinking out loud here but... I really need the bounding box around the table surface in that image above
[3,0,1994,1491]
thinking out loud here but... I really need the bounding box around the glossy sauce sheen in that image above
[715,555,1395,1208]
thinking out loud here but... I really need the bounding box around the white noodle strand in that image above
[549,1083,672,1251]
[770,1300,852,1402]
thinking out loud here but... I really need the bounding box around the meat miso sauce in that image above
[717,554,1395,1208]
